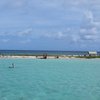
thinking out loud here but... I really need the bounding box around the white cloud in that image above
[0,0,100,47]
[17,28,33,37]
[0,0,100,10]
[20,39,31,44]
[8,0,27,8]
[71,34,80,42]
[43,31,70,39]
[84,10,93,23]
[78,10,100,42]
[0,39,9,43]
[0,28,33,37]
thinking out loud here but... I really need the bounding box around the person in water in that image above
[12,63,15,68]
[9,63,15,68]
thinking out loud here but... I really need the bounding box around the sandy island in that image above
[0,55,78,59]
[0,55,99,59]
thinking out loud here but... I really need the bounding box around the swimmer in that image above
[9,63,15,68]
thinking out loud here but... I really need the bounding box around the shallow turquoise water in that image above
[0,59,100,100]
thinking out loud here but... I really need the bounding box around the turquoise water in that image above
[0,59,100,100]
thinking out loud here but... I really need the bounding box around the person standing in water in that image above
[12,63,15,68]
[9,63,15,68]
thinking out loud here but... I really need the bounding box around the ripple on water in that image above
[0,59,100,100]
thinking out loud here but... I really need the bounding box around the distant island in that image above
[0,50,100,59]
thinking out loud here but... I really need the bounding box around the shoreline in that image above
[0,55,100,59]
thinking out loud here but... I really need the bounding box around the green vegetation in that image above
[76,56,100,59]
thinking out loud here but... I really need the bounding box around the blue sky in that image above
[0,0,100,51]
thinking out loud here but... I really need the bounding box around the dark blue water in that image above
[0,50,100,56]
[0,50,89,56]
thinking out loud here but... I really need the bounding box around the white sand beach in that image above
[0,55,75,59]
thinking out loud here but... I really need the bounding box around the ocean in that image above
[0,50,90,56]
[0,50,100,56]
[0,58,100,100]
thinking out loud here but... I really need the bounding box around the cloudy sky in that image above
[0,0,100,50]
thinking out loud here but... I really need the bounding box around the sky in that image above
[0,0,100,51]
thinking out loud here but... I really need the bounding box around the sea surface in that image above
[0,59,100,100]
[0,50,100,56]
[0,50,89,56]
